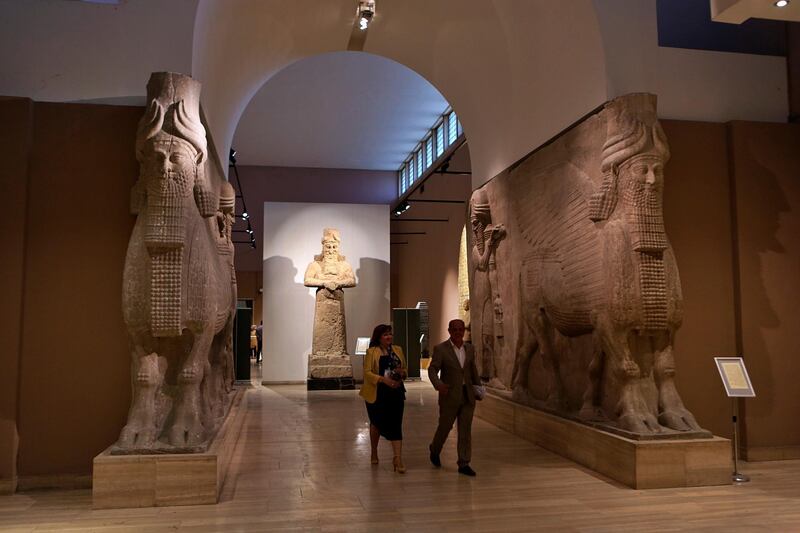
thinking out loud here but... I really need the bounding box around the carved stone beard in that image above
[142,164,194,337]
[620,166,667,254]
[619,158,669,331]
[144,165,194,250]
[322,253,340,276]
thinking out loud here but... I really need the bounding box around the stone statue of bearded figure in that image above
[118,72,236,452]
[304,228,356,355]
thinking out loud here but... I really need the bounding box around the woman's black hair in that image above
[369,324,392,348]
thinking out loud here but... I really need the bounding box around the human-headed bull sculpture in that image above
[116,72,236,451]
[510,94,702,435]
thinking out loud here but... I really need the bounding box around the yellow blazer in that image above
[359,345,406,404]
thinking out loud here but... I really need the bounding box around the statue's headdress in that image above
[316,228,345,261]
[135,72,206,163]
[589,94,670,222]
[135,72,217,217]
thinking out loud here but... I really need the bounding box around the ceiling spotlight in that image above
[242,212,249,220]
[357,0,375,30]
[246,228,254,235]
[775,0,789,6]
[229,148,237,165]
[392,201,410,217]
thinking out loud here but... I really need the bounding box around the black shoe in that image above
[458,465,476,477]
[429,445,441,468]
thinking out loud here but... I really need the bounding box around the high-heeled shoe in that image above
[392,456,406,474]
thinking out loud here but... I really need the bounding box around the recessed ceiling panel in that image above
[232,51,448,170]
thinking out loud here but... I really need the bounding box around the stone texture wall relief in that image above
[117,72,236,453]
[472,93,708,438]
[469,189,508,389]
[304,228,356,386]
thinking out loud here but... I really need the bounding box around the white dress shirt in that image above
[450,340,466,368]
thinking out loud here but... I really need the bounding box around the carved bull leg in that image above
[118,338,165,448]
[168,328,213,447]
[511,318,538,403]
[529,311,565,409]
[596,318,660,433]
[655,332,701,431]
[578,334,605,420]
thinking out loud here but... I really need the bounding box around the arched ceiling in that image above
[232,52,447,170]
[193,0,609,187]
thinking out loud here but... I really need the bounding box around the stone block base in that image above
[92,387,248,509]
[307,353,354,379]
[476,392,732,489]
[307,377,355,390]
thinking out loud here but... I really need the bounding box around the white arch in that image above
[193,0,608,186]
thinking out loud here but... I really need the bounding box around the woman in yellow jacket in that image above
[359,323,407,473]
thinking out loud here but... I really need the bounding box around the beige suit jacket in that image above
[428,340,480,407]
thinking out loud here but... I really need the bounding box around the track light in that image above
[242,212,249,220]
[392,201,410,217]
[229,148,237,165]
[357,0,375,30]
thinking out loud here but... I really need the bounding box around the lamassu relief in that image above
[117,72,237,452]
[468,93,706,437]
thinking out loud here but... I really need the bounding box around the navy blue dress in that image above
[365,350,406,441]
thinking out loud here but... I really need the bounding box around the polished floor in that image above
[1,364,799,532]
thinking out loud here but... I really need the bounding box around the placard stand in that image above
[731,398,749,483]
[714,356,755,484]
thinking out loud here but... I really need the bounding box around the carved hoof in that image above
[168,421,204,447]
[545,391,564,410]
[621,359,640,378]
[659,409,701,432]
[511,386,533,405]
[618,411,661,434]
[578,404,604,421]
[118,424,157,448]
[178,367,200,384]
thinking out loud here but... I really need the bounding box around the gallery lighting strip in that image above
[229,148,257,249]
[398,107,463,197]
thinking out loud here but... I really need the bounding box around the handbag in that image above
[473,384,486,401]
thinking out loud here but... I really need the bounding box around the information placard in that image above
[354,337,370,355]
[714,357,755,397]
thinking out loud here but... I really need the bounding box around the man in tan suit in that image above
[428,319,482,476]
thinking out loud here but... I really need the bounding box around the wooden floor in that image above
[2,366,799,532]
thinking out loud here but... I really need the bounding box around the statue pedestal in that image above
[476,392,732,489]
[307,354,354,390]
[92,387,247,509]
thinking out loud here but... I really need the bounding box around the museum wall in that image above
[233,165,396,273]
[236,271,263,326]
[1,100,140,485]
[660,120,738,439]
[261,202,390,382]
[389,174,472,345]
[0,97,33,492]
[0,0,196,103]
[728,121,800,460]
[594,0,788,124]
